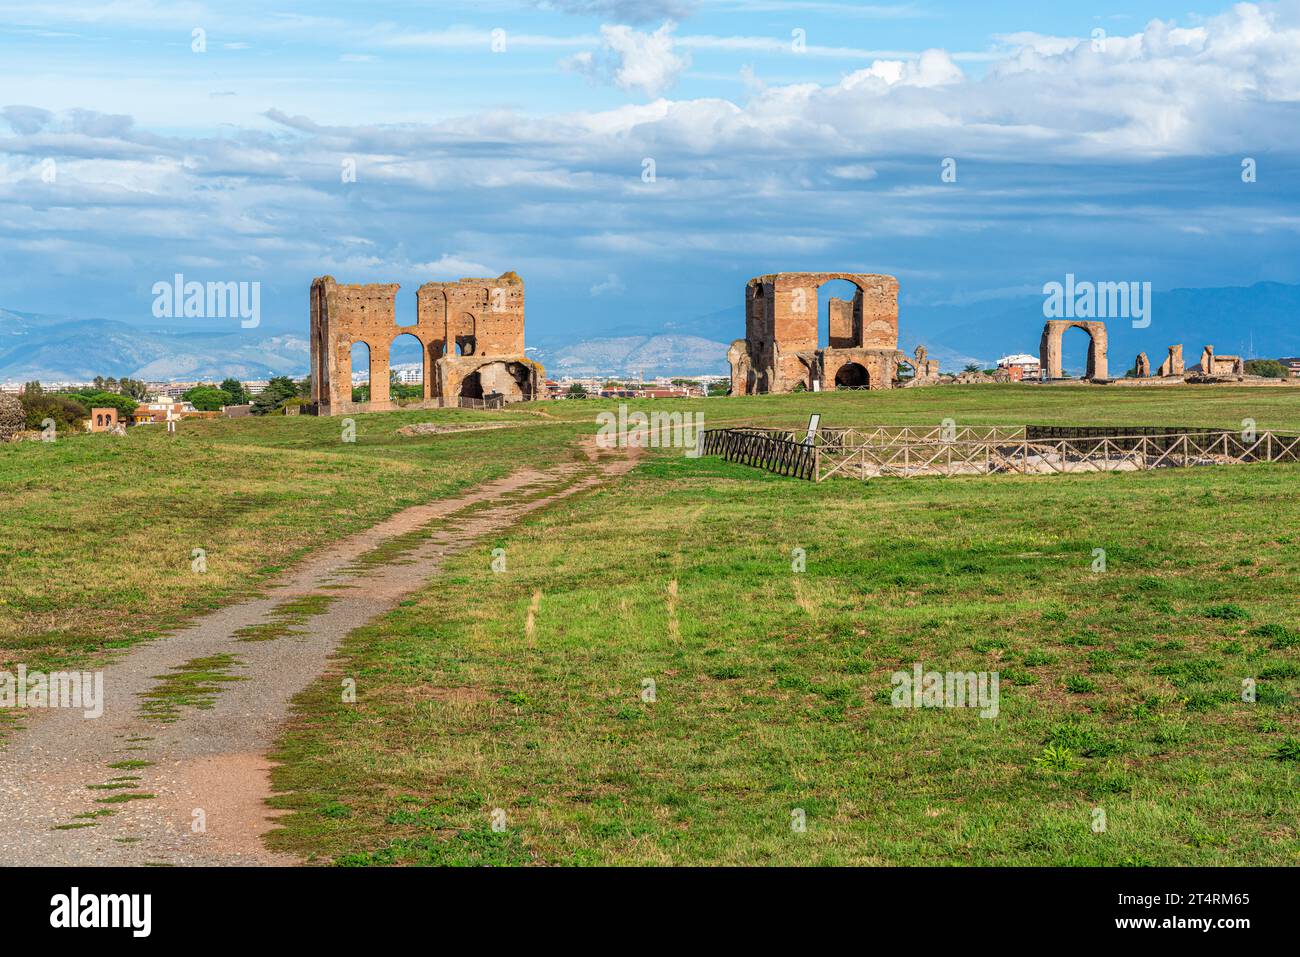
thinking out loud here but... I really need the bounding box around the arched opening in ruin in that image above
[393,286,418,329]
[835,362,869,389]
[1060,325,1099,378]
[460,371,483,400]
[349,341,372,401]
[894,357,916,386]
[817,278,861,350]
[450,312,476,357]
[389,333,424,404]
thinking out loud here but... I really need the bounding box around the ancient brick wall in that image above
[310,272,532,414]
[732,272,901,394]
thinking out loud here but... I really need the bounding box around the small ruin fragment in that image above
[1197,344,1245,378]
[1156,344,1185,377]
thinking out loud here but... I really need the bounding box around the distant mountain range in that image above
[4,281,1299,382]
[0,308,309,382]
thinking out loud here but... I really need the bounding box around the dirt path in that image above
[0,434,639,866]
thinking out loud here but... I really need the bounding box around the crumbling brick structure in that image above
[309,272,542,414]
[1039,320,1109,380]
[1156,344,1185,377]
[728,272,908,394]
[1198,344,1245,378]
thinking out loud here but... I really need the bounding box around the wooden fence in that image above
[700,426,1300,482]
[700,428,819,481]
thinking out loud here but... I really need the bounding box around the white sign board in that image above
[803,413,820,446]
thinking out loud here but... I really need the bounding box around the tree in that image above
[963,363,982,374]
[105,377,119,393]
[251,376,299,415]
[707,381,730,396]
[66,390,137,416]
[219,377,248,404]
[1244,359,1288,379]
[21,381,42,397]
[182,385,233,411]
[126,378,150,400]
[93,376,105,391]
[566,383,588,397]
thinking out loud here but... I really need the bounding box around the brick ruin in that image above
[1039,320,1110,380]
[728,272,936,394]
[1197,344,1245,378]
[1040,323,1263,383]
[309,272,542,415]
[1156,344,1185,377]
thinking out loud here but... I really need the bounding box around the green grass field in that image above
[4,385,1299,864]
[0,405,584,671]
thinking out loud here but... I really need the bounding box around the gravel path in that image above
[0,434,639,866]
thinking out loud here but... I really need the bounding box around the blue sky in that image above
[2,0,1299,350]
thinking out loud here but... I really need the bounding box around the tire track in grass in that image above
[0,434,640,866]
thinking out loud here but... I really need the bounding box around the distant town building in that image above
[130,395,202,424]
[997,354,1041,381]
[87,407,120,432]
[1277,357,1300,378]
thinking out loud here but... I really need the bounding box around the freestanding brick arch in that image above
[1039,320,1109,380]
[309,271,541,414]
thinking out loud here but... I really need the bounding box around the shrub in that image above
[1276,738,1300,762]
[1204,604,1249,621]
[1249,623,1300,649]
[1032,744,1080,772]
[1243,358,1288,379]
[20,393,88,431]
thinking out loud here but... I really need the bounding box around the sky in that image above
[1,0,1299,347]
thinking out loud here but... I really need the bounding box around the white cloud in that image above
[4,3,1300,318]
[828,163,877,180]
[411,254,496,278]
[564,22,692,98]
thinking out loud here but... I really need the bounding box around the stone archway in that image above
[834,362,869,388]
[1039,320,1108,380]
[460,370,483,400]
